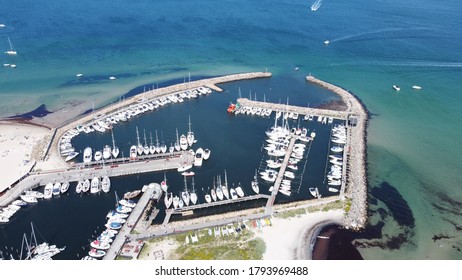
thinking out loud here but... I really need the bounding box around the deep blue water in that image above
[1,0,462,259]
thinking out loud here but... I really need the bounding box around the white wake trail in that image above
[311,0,323,12]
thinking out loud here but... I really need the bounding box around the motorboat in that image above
[278,188,291,196]
[177,164,192,172]
[123,190,141,199]
[90,177,100,194]
[65,151,79,162]
[60,182,69,194]
[329,187,339,193]
[194,148,204,167]
[173,196,180,209]
[82,179,90,193]
[309,187,317,198]
[129,145,137,160]
[324,40,330,45]
[107,217,126,224]
[161,173,169,192]
[181,171,195,177]
[83,147,92,163]
[20,194,38,204]
[412,85,422,90]
[75,180,83,193]
[88,249,106,259]
[90,240,111,250]
[102,145,112,160]
[94,150,102,161]
[204,193,212,203]
[203,149,211,160]
[115,205,132,214]
[101,176,111,193]
[52,182,61,196]
[106,210,128,220]
[12,199,27,207]
[179,134,188,150]
[331,146,344,153]
[235,184,245,198]
[229,188,238,199]
[392,85,400,91]
[284,171,295,179]
[119,199,136,208]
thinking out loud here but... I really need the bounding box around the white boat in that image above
[205,193,212,203]
[109,76,116,80]
[173,196,180,209]
[83,147,92,163]
[194,148,204,167]
[181,176,190,206]
[187,115,195,147]
[60,182,69,194]
[102,145,111,160]
[136,127,143,156]
[164,192,173,209]
[284,171,295,179]
[82,179,90,193]
[143,130,150,155]
[331,146,343,153]
[174,128,181,151]
[329,187,339,193]
[88,249,106,259]
[161,173,169,192]
[393,85,401,91]
[12,199,28,207]
[129,145,137,160]
[324,40,330,45]
[181,171,195,177]
[229,188,238,199]
[119,199,136,208]
[215,183,224,201]
[309,187,317,198]
[76,73,83,78]
[179,134,188,150]
[52,182,61,196]
[20,194,38,204]
[94,150,102,161]
[115,205,132,214]
[75,180,83,193]
[65,151,79,162]
[90,240,111,250]
[178,196,184,208]
[190,177,198,205]
[235,184,245,198]
[279,188,291,196]
[412,85,422,90]
[177,164,192,172]
[5,36,17,55]
[251,170,259,194]
[211,188,217,202]
[123,190,141,199]
[101,176,111,193]
[203,148,211,160]
[90,177,100,194]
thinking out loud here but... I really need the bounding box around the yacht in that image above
[172,196,180,209]
[102,145,111,160]
[203,148,211,160]
[331,146,344,153]
[101,176,111,193]
[60,182,69,194]
[324,40,330,45]
[129,145,137,160]
[76,181,83,194]
[119,199,136,208]
[220,174,229,200]
[204,193,212,203]
[88,249,106,259]
[94,150,102,161]
[211,187,217,202]
[20,194,38,204]
[90,177,100,194]
[215,180,224,201]
[229,188,238,199]
[309,187,318,198]
[392,85,401,91]
[412,85,422,90]
[52,182,61,196]
[235,183,245,198]
[83,147,92,163]
[194,148,204,167]
[181,176,190,206]
[82,179,90,193]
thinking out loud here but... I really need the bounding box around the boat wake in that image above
[329,27,428,44]
[311,0,323,11]
[332,60,462,69]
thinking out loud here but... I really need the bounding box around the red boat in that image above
[227,103,236,113]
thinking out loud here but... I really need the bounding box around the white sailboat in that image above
[173,196,180,209]
[187,115,195,147]
[181,176,190,206]
[251,169,259,194]
[149,132,156,154]
[179,134,188,150]
[164,192,173,209]
[129,145,137,160]
[102,145,111,160]
[190,177,198,205]
[174,128,181,151]
[136,127,143,156]
[143,130,149,155]
[111,130,119,158]
[82,179,90,193]
[160,173,169,193]
[215,176,224,200]
[221,172,230,200]
[5,36,17,55]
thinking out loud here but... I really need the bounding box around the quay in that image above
[103,184,158,260]
[0,152,194,207]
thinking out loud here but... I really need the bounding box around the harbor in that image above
[0,72,368,260]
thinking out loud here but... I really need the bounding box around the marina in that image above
[0,72,368,259]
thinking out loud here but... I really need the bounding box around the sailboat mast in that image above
[224,170,228,187]
[192,177,195,192]
[136,127,141,145]
[111,130,116,148]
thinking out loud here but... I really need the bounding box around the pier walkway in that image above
[0,152,194,207]
[103,184,157,260]
[265,136,296,214]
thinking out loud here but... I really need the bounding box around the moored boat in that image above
[203,149,211,160]
[88,249,106,259]
[101,176,111,193]
[90,177,100,194]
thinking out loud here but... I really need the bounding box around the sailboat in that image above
[5,36,17,56]
[173,195,180,209]
[221,172,230,200]
[160,131,167,153]
[155,130,161,153]
[174,128,181,151]
[215,176,224,200]
[149,132,156,154]
[21,223,65,260]
[111,130,119,158]
[211,180,217,202]
[160,173,168,193]
[190,177,198,205]
[181,176,190,206]
[164,192,173,209]
[143,130,149,155]
[187,115,195,147]
[136,127,143,156]
[179,134,188,150]
[251,169,259,194]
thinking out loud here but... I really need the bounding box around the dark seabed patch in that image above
[370,181,415,228]
[59,73,138,88]
[6,104,52,120]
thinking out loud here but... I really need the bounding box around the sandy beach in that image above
[0,121,52,193]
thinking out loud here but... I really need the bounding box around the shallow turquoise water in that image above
[1,0,462,259]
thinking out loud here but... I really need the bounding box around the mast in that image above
[155,130,159,146]
[224,170,228,187]
[136,126,141,146]
[111,130,116,148]
[176,128,179,144]
[150,132,153,146]
[183,175,188,191]
[143,129,147,146]
[188,115,192,134]
[192,177,196,192]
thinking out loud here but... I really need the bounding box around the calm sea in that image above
[1,0,462,259]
